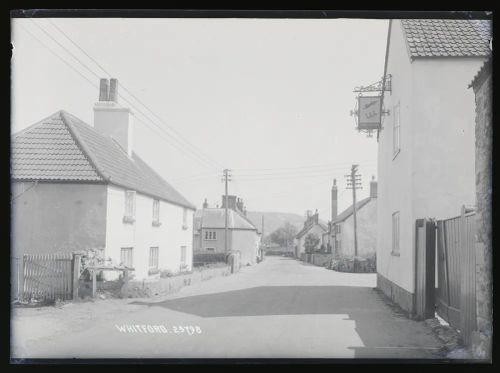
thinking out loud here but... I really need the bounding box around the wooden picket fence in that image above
[18,252,80,302]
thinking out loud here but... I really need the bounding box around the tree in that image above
[269,222,298,248]
[304,232,320,254]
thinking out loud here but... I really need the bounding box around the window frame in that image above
[123,190,136,223]
[392,211,400,256]
[180,246,187,266]
[182,208,188,230]
[393,102,401,159]
[204,230,217,241]
[149,246,159,269]
[120,247,134,267]
[152,199,161,226]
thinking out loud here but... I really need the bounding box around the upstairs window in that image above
[152,199,161,226]
[393,102,401,158]
[204,231,217,240]
[182,208,188,230]
[123,191,136,223]
[392,211,400,255]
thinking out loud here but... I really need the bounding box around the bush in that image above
[160,269,174,278]
[193,252,227,267]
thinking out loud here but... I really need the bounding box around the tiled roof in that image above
[199,208,258,230]
[11,113,102,182]
[333,197,373,224]
[295,221,328,239]
[12,110,196,210]
[401,19,492,58]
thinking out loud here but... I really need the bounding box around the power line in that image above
[18,25,99,90]
[27,20,221,171]
[232,160,377,173]
[45,19,223,170]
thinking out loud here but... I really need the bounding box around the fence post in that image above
[91,269,97,298]
[20,255,26,302]
[72,253,81,300]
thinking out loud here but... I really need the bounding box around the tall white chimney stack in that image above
[331,178,338,221]
[93,78,134,157]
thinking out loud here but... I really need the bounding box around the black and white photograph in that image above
[9,10,493,362]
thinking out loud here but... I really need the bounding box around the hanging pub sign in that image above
[357,96,382,130]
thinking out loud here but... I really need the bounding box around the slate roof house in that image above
[293,210,328,258]
[375,19,491,313]
[330,177,377,259]
[11,78,196,280]
[193,196,261,266]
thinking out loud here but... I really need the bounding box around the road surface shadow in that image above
[131,285,442,358]
[130,285,394,319]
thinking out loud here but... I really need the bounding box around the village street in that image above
[12,256,443,360]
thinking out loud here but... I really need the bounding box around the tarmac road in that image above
[11,256,443,359]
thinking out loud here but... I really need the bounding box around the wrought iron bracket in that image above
[353,74,392,94]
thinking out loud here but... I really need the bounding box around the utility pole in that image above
[261,215,265,259]
[345,165,362,259]
[222,169,232,252]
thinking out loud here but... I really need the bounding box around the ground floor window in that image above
[180,246,187,265]
[206,247,215,252]
[149,247,159,269]
[120,247,133,267]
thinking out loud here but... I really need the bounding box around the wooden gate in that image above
[436,206,476,345]
[21,253,76,302]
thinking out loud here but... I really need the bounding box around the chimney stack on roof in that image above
[99,78,109,101]
[93,78,134,158]
[331,178,338,222]
[108,78,119,102]
[203,198,209,209]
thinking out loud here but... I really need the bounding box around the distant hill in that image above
[245,211,306,237]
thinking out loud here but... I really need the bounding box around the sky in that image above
[11,17,388,218]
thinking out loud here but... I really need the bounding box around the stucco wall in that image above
[377,20,486,295]
[338,198,377,258]
[377,20,415,294]
[104,185,194,280]
[11,182,107,258]
[231,229,259,265]
[296,224,326,256]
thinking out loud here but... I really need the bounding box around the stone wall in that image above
[328,255,376,273]
[121,265,231,298]
[471,60,492,360]
[310,253,334,267]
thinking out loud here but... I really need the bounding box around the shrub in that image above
[160,269,174,278]
[193,252,227,267]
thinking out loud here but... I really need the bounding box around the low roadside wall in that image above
[310,253,334,267]
[121,265,231,298]
[327,255,376,273]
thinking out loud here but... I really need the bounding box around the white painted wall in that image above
[338,198,377,258]
[296,224,327,256]
[377,20,486,294]
[104,185,194,280]
[231,229,260,266]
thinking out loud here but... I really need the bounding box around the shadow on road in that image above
[132,286,375,318]
[131,285,442,358]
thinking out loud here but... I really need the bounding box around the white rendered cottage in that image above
[11,78,196,280]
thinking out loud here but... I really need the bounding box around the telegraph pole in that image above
[345,165,362,259]
[222,169,232,252]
